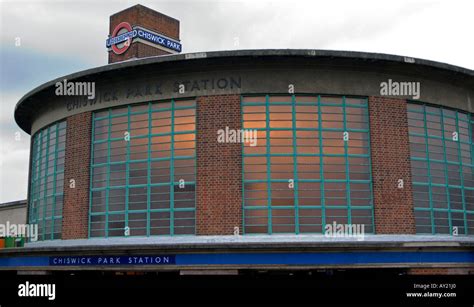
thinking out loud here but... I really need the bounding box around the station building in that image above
[2,4,473,275]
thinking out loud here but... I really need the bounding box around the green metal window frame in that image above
[241,94,375,235]
[28,121,67,241]
[89,99,196,237]
[408,102,474,235]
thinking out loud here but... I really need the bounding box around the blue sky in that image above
[0,0,473,202]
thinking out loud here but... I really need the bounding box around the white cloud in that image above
[1,0,473,68]
[0,147,29,203]
[0,92,30,202]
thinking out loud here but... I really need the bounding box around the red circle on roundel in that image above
[111,22,133,55]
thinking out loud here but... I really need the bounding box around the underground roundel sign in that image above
[106,22,134,55]
[106,22,182,55]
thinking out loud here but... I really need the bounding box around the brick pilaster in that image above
[196,95,242,235]
[368,96,416,234]
[62,112,92,239]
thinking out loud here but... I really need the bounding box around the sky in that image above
[0,0,473,203]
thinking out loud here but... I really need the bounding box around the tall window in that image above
[90,99,196,237]
[29,121,66,240]
[242,95,374,234]
[408,103,474,235]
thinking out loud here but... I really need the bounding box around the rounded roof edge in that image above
[14,49,474,133]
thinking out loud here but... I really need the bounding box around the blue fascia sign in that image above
[106,24,182,53]
[50,255,175,266]
[1,251,473,268]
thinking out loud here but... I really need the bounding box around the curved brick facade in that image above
[11,50,474,275]
[47,93,470,238]
[15,50,474,240]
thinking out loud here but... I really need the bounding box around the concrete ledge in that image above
[0,234,472,255]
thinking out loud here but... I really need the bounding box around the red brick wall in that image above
[196,95,243,235]
[137,43,170,58]
[62,112,92,239]
[57,95,420,237]
[108,4,180,64]
[368,96,416,234]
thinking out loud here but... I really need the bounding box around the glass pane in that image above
[408,103,473,235]
[243,95,373,235]
[90,100,196,237]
